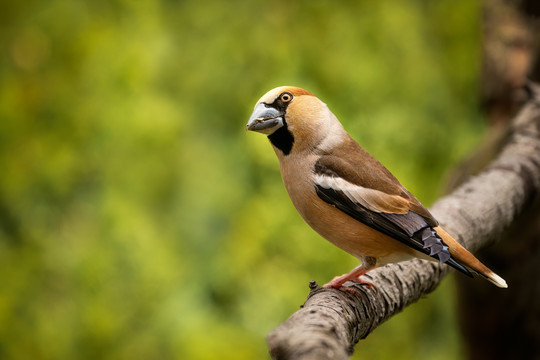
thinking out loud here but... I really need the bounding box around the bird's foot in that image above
[322,275,377,294]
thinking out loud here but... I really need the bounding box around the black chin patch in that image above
[268,125,294,155]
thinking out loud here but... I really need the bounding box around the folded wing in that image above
[313,155,473,277]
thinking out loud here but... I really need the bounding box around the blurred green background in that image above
[0,0,486,359]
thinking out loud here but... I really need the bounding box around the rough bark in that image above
[481,0,540,126]
[452,2,540,359]
[266,83,540,360]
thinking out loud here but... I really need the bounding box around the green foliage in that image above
[0,0,482,359]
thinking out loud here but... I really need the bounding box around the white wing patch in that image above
[314,173,410,214]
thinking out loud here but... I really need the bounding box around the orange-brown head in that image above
[246,86,346,155]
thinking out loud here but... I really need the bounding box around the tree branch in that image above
[266,82,540,360]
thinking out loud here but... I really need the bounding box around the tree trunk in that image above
[451,1,540,358]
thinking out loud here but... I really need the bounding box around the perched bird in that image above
[246,86,507,289]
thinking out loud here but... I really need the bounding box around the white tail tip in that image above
[486,272,508,288]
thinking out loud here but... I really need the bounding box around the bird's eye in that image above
[280,92,293,103]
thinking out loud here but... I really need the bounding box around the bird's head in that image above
[246,86,345,155]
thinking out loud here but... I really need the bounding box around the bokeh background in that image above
[0,0,486,359]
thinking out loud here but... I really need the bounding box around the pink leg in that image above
[323,264,377,291]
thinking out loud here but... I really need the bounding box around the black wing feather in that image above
[315,185,473,277]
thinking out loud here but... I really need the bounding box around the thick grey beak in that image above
[246,103,284,135]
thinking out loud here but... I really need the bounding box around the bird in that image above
[246,85,507,290]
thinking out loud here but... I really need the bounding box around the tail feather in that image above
[445,258,473,278]
[476,269,508,288]
[434,226,508,288]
